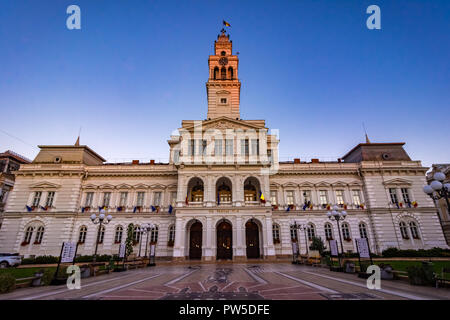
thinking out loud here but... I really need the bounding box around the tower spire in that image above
[363,123,371,143]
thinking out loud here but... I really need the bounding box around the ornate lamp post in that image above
[138,223,154,261]
[423,172,450,215]
[90,209,113,263]
[290,220,309,256]
[326,205,347,257]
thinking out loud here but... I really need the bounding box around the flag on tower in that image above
[223,20,231,27]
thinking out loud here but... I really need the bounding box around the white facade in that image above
[0,31,447,260]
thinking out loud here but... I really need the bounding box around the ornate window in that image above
[244,182,257,202]
[359,222,368,239]
[133,225,141,243]
[102,192,111,207]
[401,188,411,204]
[78,226,87,244]
[389,188,398,204]
[270,191,278,205]
[24,226,34,243]
[114,226,123,243]
[228,67,234,79]
[221,67,226,79]
[34,226,44,244]
[290,225,298,242]
[85,192,94,207]
[32,192,42,207]
[286,191,295,205]
[97,225,105,244]
[319,190,328,205]
[272,224,280,244]
[150,225,159,243]
[307,224,316,241]
[119,192,128,207]
[168,225,175,243]
[302,190,311,203]
[218,182,232,203]
[341,222,351,240]
[45,192,55,207]
[136,192,145,207]
[352,190,361,205]
[324,223,333,240]
[335,190,345,205]
[191,185,204,202]
[399,221,409,239]
[153,192,162,206]
[409,221,420,239]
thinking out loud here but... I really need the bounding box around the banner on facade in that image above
[150,244,156,257]
[61,242,77,263]
[118,243,126,258]
[329,239,338,257]
[356,238,370,258]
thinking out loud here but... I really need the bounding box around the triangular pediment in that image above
[150,183,167,190]
[83,184,98,189]
[182,117,266,131]
[315,181,331,187]
[382,178,412,186]
[134,183,150,189]
[282,182,298,188]
[116,183,133,189]
[332,181,348,187]
[98,183,115,189]
[30,181,61,189]
[299,181,314,188]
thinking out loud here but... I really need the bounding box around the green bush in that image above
[73,254,113,263]
[0,273,16,294]
[22,255,59,265]
[309,237,325,255]
[382,247,450,258]
[406,262,436,286]
[41,269,55,285]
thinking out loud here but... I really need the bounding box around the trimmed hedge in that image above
[22,255,59,265]
[382,247,450,258]
[0,273,16,293]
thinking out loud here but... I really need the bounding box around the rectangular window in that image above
[302,190,311,203]
[267,150,273,164]
[188,139,195,156]
[215,139,223,156]
[225,139,233,156]
[85,192,94,207]
[270,191,278,205]
[240,139,249,156]
[201,140,207,156]
[153,192,162,206]
[401,188,410,203]
[251,139,259,155]
[171,191,177,205]
[319,190,328,205]
[32,192,42,207]
[136,192,145,206]
[389,188,398,204]
[119,192,128,206]
[335,190,344,205]
[352,190,361,205]
[102,192,111,207]
[286,191,295,205]
[220,98,227,104]
[45,191,55,207]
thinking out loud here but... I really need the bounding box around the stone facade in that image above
[0,31,447,259]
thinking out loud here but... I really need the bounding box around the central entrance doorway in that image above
[189,221,202,260]
[246,220,260,259]
[216,221,232,260]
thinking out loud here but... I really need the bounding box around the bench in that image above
[16,273,44,288]
[435,267,450,288]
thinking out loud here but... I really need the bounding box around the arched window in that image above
[189,178,204,203]
[341,223,351,240]
[399,221,409,239]
[221,67,226,79]
[272,224,280,244]
[244,182,257,202]
[115,226,123,243]
[213,67,219,80]
[217,179,232,203]
[409,221,420,239]
[307,224,316,241]
[78,226,87,244]
[150,225,159,243]
[34,226,44,244]
[359,222,368,239]
[97,225,105,244]
[133,225,141,244]
[24,226,34,244]
[168,225,175,243]
[228,67,234,79]
[324,223,333,240]
[290,225,298,242]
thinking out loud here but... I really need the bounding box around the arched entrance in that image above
[189,221,202,260]
[216,221,232,260]
[246,220,260,259]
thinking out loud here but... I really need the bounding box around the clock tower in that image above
[206,30,241,120]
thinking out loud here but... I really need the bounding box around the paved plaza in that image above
[1,262,449,300]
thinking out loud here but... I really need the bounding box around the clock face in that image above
[219,57,228,66]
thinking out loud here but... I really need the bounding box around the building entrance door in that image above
[216,221,232,260]
[189,221,202,260]
[246,221,260,259]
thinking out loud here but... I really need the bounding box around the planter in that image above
[31,273,43,287]
[344,263,355,273]
[80,267,90,278]
[380,266,394,280]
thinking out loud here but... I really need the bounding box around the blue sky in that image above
[0,0,449,166]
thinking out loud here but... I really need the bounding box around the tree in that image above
[309,236,325,255]
[125,223,134,258]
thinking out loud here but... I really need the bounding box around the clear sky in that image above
[1,0,449,166]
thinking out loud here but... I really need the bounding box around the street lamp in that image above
[326,205,347,258]
[423,172,450,215]
[90,209,113,263]
[290,220,309,256]
[137,223,154,261]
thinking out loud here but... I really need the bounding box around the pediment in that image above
[348,181,363,186]
[166,183,177,189]
[282,182,298,188]
[315,181,331,187]
[83,184,98,189]
[150,183,167,190]
[116,183,133,189]
[382,178,412,186]
[98,183,115,189]
[30,181,61,189]
[332,181,348,187]
[299,181,315,188]
[182,117,266,132]
[134,183,150,189]
[270,182,281,188]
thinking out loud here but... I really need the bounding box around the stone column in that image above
[235,216,245,260]
[173,217,185,261]
[204,216,214,261]
[265,216,276,259]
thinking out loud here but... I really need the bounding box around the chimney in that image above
[150,159,155,165]
[294,158,300,164]
[132,160,139,165]
[311,158,319,163]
